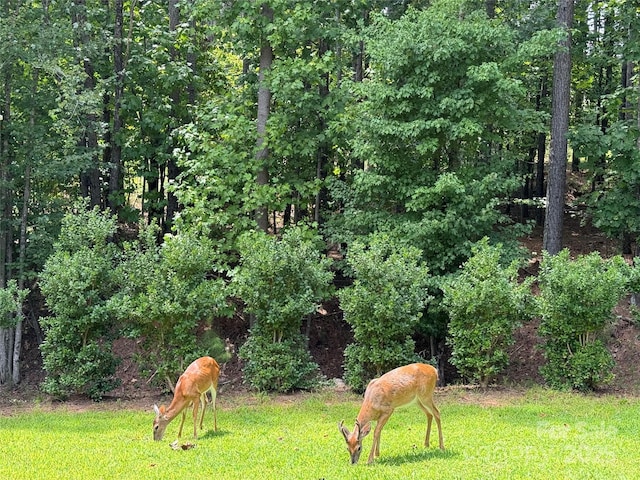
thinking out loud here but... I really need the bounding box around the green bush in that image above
[231,226,334,392]
[538,250,629,391]
[240,333,321,392]
[339,234,430,392]
[39,207,121,400]
[115,223,232,389]
[443,238,533,387]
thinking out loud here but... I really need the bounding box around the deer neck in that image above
[163,396,191,422]
[356,404,376,427]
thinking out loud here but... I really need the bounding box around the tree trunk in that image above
[73,0,102,209]
[11,71,38,386]
[315,39,330,225]
[543,0,574,255]
[531,75,548,225]
[1,68,11,290]
[255,4,273,232]
[0,65,12,386]
[485,0,496,19]
[108,0,125,215]
[353,8,368,84]
[165,0,181,231]
[535,130,547,227]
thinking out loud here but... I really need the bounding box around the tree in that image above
[192,0,347,235]
[0,280,29,385]
[255,3,273,232]
[120,0,195,227]
[543,0,574,254]
[71,0,106,209]
[569,1,640,254]
[1,0,87,384]
[108,0,125,214]
[325,0,537,271]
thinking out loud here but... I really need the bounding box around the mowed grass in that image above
[1,388,639,480]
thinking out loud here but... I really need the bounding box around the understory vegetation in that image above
[32,206,637,398]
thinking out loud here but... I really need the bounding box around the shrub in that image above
[115,223,232,390]
[39,207,121,400]
[443,238,533,387]
[239,333,320,392]
[537,250,629,391]
[339,234,430,392]
[231,226,334,392]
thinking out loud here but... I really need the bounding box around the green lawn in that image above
[1,388,638,479]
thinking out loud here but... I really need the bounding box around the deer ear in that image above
[153,404,160,415]
[358,422,371,439]
[338,420,351,440]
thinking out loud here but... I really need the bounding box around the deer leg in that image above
[419,399,444,450]
[368,414,391,464]
[425,412,433,447]
[192,398,200,439]
[177,409,187,438]
[434,408,444,450]
[199,393,208,430]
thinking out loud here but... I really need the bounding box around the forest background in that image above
[1,0,640,400]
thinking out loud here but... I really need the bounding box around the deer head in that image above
[338,419,371,464]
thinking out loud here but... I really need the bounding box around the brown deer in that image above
[338,363,444,464]
[153,356,220,441]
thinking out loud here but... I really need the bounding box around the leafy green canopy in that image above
[325,0,534,277]
[173,99,261,255]
[174,0,346,246]
[350,4,527,169]
[572,121,640,245]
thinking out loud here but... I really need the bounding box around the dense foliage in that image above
[443,239,534,387]
[339,234,430,391]
[39,208,121,400]
[231,226,334,392]
[2,0,640,393]
[39,209,232,397]
[324,2,535,276]
[115,223,232,390]
[537,250,630,391]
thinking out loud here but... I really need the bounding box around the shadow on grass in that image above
[164,429,230,447]
[376,447,456,466]
[198,429,231,440]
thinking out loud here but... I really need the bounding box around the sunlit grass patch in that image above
[1,389,638,479]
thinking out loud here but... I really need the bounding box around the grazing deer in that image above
[153,356,220,441]
[338,363,444,464]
